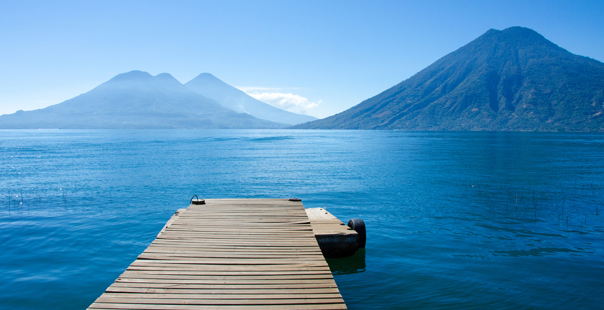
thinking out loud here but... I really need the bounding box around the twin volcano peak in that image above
[110,70,154,80]
[0,70,315,129]
[104,70,182,88]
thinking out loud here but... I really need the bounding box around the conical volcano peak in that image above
[190,73,223,84]
[197,73,217,78]
[185,73,229,91]
[155,72,177,80]
[295,27,604,131]
[154,73,183,87]
[184,73,317,125]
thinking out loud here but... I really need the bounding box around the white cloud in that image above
[245,91,321,115]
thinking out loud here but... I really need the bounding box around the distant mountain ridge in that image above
[185,73,316,126]
[0,71,304,129]
[294,27,604,131]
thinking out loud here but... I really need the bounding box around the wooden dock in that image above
[88,199,347,310]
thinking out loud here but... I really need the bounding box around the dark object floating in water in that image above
[348,218,366,248]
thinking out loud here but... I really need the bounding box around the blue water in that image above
[1,130,603,309]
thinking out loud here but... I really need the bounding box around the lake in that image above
[1,129,603,309]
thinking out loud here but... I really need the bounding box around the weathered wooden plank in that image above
[118,274,335,280]
[143,248,322,253]
[169,221,312,226]
[146,246,320,252]
[131,261,329,268]
[181,214,308,217]
[115,278,336,285]
[126,264,331,271]
[137,253,326,260]
[91,303,347,310]
[144,246,322,252]
[120,270,334,276]
[105,287,341,294]
[156,233,316,239]
[185,209,306,213]
[151,240,317,246]
[181,211,308,214]
[150,239,319,245]
[162,231,314,235]
[157,234,316,238]
[162,223,313,230]
[153,238,317,242]
[164,227,313,231]
[153,236,318,242]
[178,216,309,219]
[153,238,318,243]
[144,247,322,252]
[182,209,307,212]
[161,231,314,235]
[152,240,320,246]
[174,215,309,218]
[136,254,325,260]
[108,283,340,289]
[194,199,302,204]
[94,297,345,305]
[153,235,314,240]
[100,293,343,300]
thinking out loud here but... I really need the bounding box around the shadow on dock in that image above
[326,248,366,275]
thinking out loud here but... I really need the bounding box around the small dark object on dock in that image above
[289,198,302,201]
[190,195,205,205]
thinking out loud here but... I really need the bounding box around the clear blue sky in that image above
[1,0,603,118]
